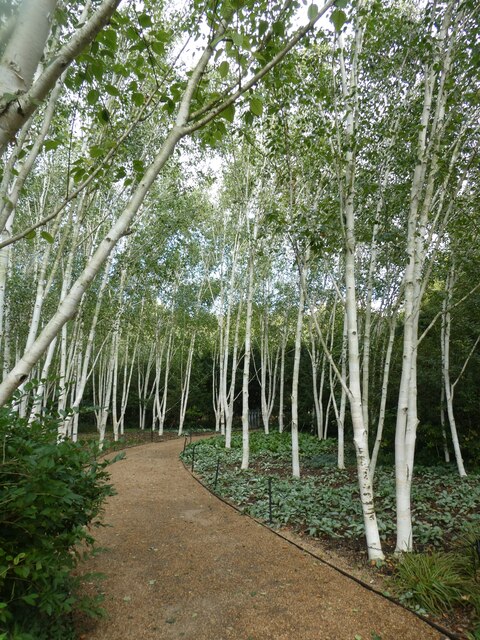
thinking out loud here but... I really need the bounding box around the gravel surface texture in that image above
[78,438,445,640]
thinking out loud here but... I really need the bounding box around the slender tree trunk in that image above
[158,328,174,435]
[395,2,455,552]
[369,313,397,479]
[336,17,384,559]
[291,250,308,479]
[441,267,467,477]
[61,256,112,440]
[337,314,347,469]
[0,0,122,153]
[225,298,242,447]
[27,337,57,423]
[178,332,196,435]
[308,318,324,440]
[212,347,221,432]
[241,220,257,470]
[278,327,287,433]
[260,314,270,435]
[118,334,138,435]
[97,336,115,449]
[439,386,450,464]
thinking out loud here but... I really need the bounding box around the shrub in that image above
[393,550,480,616]
[0,405,119,639]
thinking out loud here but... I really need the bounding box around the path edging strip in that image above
[181,458,461,640]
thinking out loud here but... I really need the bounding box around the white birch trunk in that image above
[278,327,287,433]
[441,268,467,477]
[337,314,347,470]
[308,319,324,440]
[158,329,174,435]
[27,337,57,423]
[97,336,115,449]
[212,346,221,432]
[60,256,112,440]
[291,251,307,479]
[395,2,455,552]
[369,313,397,479]
[336,17,384,559]
[260,314,270,435]
[0,25,222,404]
[439,386,450,464]
[0,0,57,99]
[241,218,257,470]
[0,0,121,151]
[118,334,139,435]
[178,332,196,435]
[225,298,242,447]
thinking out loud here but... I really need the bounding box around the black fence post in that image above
[191,444,197,472]
[214,458,220,491]
[183,436,188,453]
[268,477,273,524]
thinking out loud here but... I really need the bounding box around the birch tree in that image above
[0,0,337,407]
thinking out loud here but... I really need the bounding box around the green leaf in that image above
[331,9,347,31]
[126,25,137,40]
[334,0,348,7]
[44,139,62,151]
[249,97,263,117]
[105,83,120,97]
[307,4,319,20]
[113,62,128,76]
[220,103,235,123]
[86,89,100,105]
[115,166,127,180]
[25,230,36,240]
[151,41,165,55]
[232,31,243,47]
[98,108,110,123]
[88,144,103,158]
[218,61,229,78]
[138,12,152,28]
[133,159,144,174]
[90,60,104,81]
[258,20,268,37]
[156,29,170,42]
[40,231,54,244]
[98,28,117,50]
[21,593,39,605]
[132,92,145,106]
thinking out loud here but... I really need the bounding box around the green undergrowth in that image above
[393,546,480,617]
[0,405,122,640]
[181,431,480,626]
[181,432,480,547]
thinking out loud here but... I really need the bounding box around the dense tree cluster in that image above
[0,0,479,559]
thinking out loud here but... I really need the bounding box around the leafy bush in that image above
[0,406,119,639]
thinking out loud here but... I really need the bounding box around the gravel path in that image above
[78,438,444,640]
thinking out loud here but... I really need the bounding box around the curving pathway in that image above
[79,438,445,640]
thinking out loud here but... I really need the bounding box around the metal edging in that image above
[182,459,463,640]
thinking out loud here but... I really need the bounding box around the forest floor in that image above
[75,436,453,640]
